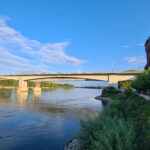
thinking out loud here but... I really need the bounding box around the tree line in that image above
[0,80,75,89]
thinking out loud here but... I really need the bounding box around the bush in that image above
[131,70,150,92]
[102,86,120,97]
[118,80,134,90]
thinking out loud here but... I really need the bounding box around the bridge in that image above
[0,72,142,92]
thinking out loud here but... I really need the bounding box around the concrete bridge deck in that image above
[0,72,142,92]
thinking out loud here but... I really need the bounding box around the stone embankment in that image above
[64,139,79,150]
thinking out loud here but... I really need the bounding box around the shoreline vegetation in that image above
[66,70,150,150]
[0,80,75,89]
[76,86,106,89]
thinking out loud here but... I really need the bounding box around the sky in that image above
[0,0,149,74]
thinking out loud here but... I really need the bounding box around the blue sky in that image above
[0,0,149,74]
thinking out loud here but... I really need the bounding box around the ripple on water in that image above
[0,88,103,150]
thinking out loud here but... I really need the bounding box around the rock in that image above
[145,37,150,70]
[64,139,79,150]
[95,96,111,105]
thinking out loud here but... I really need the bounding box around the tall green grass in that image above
[77,99,136,150]
[77,89,150,150]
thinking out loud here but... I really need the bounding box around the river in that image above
[0,88,103,150]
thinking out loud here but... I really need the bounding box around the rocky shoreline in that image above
[95,96,112,105]
[64,139,79,150]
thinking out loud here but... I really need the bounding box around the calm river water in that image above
[0,88,102,150]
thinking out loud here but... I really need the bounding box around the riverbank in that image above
[76,87,150,150]
[94,96,111,105]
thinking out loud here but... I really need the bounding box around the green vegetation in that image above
[77,86,106,89]
[132,70,150,92]
[0,80,18,87]
[122,70,141,72]
[101,86,120,97]
[77,87,150,150]
[0,80,75,89]
[118,70,150,91]
[41,82,75,89]
[27,81,35,87]
[118,80,134,90]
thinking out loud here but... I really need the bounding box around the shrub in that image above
[102,86,120,97]
[131,70,150,92]
[118,80,134,90]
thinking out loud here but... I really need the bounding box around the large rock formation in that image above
[145,37,150,70]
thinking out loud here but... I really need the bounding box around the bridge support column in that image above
[109,79,118,88]
[17,78,28,92]
[33,82,41,92]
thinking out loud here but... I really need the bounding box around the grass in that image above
[77,88,150,150]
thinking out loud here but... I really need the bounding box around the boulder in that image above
[145,37,150,70]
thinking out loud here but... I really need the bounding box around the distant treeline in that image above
[0,80,75,89]
[0,80,18,87]
[77,86,106,89]
[122,69,140,72]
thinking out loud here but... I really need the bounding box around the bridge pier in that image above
[33,82,41,92]
[17,78,28,92]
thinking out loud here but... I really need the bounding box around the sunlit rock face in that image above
[145,37,150,70]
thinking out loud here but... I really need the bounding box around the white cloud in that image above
[136,43,144,47]
[0,47,27,62]
[124,57,146,64]
[121,43,144,48]
[121,45,131,48]
[0,16,84,73]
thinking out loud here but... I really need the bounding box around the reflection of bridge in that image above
[0,72,142,92]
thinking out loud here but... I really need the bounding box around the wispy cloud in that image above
[124,57,146,65]
[121,42,145,48]
[136,43,144,47]
[121,45,131,48]
[0,16,84,73]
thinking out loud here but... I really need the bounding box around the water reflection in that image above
[0,88,102,150]
[33,91,41,103]
[0,89,12,99]
[17,91,28,105]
